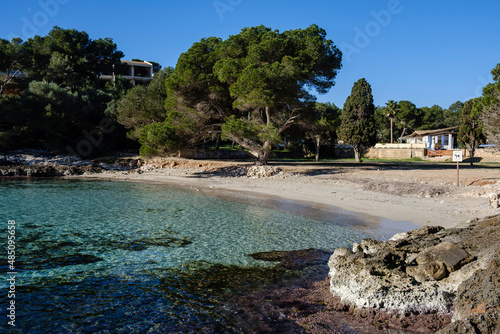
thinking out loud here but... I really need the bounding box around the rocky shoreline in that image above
[0,150,136,177]
[327,214,499,333]
[0,151,287,179]
[229,215,499,333]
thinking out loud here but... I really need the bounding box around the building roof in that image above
[120,60,152,66]
[408,126,458,138]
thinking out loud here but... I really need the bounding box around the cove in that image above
[0,179,415,332]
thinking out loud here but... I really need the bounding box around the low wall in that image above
[474,148,500,162]
[365,148,426,159]
[374,143,426,149]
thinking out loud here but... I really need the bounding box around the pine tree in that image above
[458,99,486,166]
[480,64,500,150]
[338,78,377,162]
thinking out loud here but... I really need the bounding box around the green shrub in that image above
[138,122,179,156]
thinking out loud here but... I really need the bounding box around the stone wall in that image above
[365,148,426,159]
[474,148,500,162]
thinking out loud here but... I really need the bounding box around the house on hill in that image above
[99,60,153,86]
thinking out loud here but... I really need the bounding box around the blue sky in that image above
[2,0,499,109]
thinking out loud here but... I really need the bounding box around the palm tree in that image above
[385,100,399,143]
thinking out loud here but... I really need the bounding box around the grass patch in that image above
[316,157,428,164]
[360,157,425,163]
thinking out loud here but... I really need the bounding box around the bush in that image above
[138,122,179,156]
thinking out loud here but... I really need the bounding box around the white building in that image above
[404,126,458,150]
[99,60,153,86]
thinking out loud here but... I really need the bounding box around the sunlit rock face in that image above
[328,216,500,333]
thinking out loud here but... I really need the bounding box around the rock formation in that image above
[0,164,103,177]
[328,215,500,333]
[0,151,137,177]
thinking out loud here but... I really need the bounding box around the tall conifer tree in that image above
[338,78,377,162]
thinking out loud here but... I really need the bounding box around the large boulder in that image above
[407,242,474,281]
[328,215,500,332]
[328,243,455,314]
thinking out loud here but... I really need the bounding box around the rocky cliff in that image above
[328,215,500,333]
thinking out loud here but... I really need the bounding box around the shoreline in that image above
[67,158,500,230]
[2,151,498,230]
[74,172,422,240]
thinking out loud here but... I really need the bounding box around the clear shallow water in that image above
[0,179,411,333]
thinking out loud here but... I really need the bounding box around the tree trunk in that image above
[265,106,271,126]
[96,62,102,89]
[315,136,320,162]
[399,127,407,143]
[224,133,271,165]
[469,145,475,166]
[353,146,362,163]
[255,149,270,166]
[390,118,393,143]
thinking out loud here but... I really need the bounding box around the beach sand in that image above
[71,158,500,230]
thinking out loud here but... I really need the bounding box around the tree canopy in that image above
[1,26,124,94]
[0,26,133,154]
[375,100,462,144]
[458,99,486,165]
[4,24,495,162]
[479,63,500,148]
[116,67,173,140]
[157,24,342,163]
[0,38,28,96]
[302,102,340,161]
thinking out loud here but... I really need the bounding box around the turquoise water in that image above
[0,179,410,333]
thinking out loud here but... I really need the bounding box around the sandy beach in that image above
[71,158,500,230]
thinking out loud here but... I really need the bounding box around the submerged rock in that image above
[249,248,331,269]
[328,214,500,333]
[19,253,103,270]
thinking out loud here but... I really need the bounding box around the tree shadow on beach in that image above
[269,160,499,177]
[183,159,499,180]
